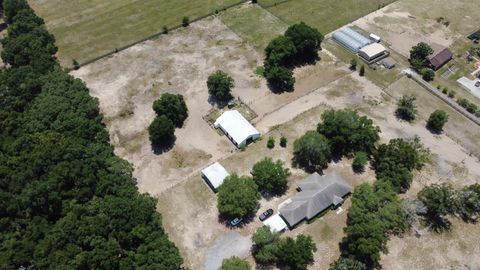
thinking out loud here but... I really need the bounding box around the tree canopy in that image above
[152,93,188,127]
[0,1,183,268]
[148,115,175,145]
[317,109,380,156]
[217,174,260,218]
[251,157,291,195]
[265,35,296,67]
[207,70,234,101]
[264,64,295,91]
[284,22,324,61]
[409,42,433,70]
[329,257,367,270]
[427,109,448,132]
[374,137,429,192]
[221,257,251,270]
[293,131,331,171]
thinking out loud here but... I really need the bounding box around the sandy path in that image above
[203,232,252,270]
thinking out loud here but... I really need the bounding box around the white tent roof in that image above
[359,43,387,58]
[263,214,288,233]
[214,110,260,146]
[201,162,229,190]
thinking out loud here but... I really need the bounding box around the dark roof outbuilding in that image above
[428,43,453,70]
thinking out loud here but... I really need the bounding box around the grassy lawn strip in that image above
[259,0,397,34]
[219,3,288,52]
[28,0,245,66]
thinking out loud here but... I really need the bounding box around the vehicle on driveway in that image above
[475,81,480,87]
[230,217,243,226]
[259,209,274,221]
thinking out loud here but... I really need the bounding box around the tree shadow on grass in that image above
[426,124,443,135]
[425,215,452,233]
[151,136,176,155]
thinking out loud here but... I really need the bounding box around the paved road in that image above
[403,69,480,126]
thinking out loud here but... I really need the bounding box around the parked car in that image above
[230,217,243,226]
[475,81,480,87]
[259,209,274,221]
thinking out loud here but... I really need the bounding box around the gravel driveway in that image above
[203,232,252,270]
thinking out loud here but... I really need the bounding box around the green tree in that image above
[352,151,368,172]
[293,131,331,171]
[421,68,435,81]
[251,157,291,195]
[427,110,448,132]
[264,64,295,91]
[396,94,417,121]
[280,136,287,147]
[275,235,317,270]
[456,184,480,222]
[265,35,296,66]
[252,226,280,264]
[317,109,380,156]
[359,65,365,76]
[152,93,188,127]
[409,42,433,70]
[148,115,175,145]
[221,257,251,270]
[418,183,456,229]
[217,174,260,218]
[374,137,429,192]
[284,22,323,61]
[267,136,275,149]
[207,70,234,101]
[329,257,367,270]
[350,58,357,70]
[3,0,30,24]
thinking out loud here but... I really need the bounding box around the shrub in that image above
[352,151,368,172]
[182,16,189,27]
[442,86,449,94]
[427,110,448,132]
[267,136,275,149]
[448,90,456,98]
[72,59,79,70]
[421,68,435,81]
[396,94,417,121]
[350,58,357,70]
[359,64,365,76]
[162,25,168,34]
[280,136,287,147]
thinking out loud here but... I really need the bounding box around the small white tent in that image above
[214,110,260,147]
[201,162,229,192]
[263,214,288,233]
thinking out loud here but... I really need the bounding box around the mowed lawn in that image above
[28,0,243,66]
[259,0,397,34]
[219,4,288,52]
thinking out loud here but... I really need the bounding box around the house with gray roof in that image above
[279,172,352,228]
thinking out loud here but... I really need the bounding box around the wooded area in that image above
[0,0,183,268]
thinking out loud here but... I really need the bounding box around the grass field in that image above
[28,0,244,66]
[219,3,288,51]
[258,0,397,34]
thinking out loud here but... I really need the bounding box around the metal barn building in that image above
[332,27,372,53]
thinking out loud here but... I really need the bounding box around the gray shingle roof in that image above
[279,172,352,227]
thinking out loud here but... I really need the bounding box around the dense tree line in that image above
[263,22,323,91]
[0,1,183,269]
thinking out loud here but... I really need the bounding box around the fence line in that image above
[71,0,250,70]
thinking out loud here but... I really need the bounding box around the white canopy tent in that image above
[263,214,288,233]
[214,110,260,147]
[201,162,229,192]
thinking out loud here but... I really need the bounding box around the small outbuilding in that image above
[358,43,389,64]
[381,57,396,69]
[279,172,352,228]
[214,110,260,147]
[263,214,288,233]
[201,162,230,192]
[428,43,453,70]
[369,33,381,43]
